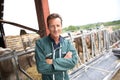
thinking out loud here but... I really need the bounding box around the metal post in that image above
[68,32,82,65]
[97,30,102,54]
[81,33,89,63]
[11,50,20,80]
[11,50,33,80]
[90,32,97,57]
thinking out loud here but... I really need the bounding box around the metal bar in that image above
[11,50,20,80]
[91,32,96,57]
[97,30,102,53]
[0,48,35,62]
[18,64,33,80]
[12,50,34,80]
[81,34,89,62]
[0,19,38,33]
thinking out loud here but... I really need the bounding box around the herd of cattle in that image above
[0,28,120,80]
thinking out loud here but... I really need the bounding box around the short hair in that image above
[47,13,62,27]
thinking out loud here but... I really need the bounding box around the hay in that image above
[26,64,42,80]
[5,33,40,51]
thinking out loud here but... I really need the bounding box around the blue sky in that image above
[3,0,120,35]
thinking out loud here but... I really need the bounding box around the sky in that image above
[3,0,38,36]
[3,0,120,35]
[48,0,120,27]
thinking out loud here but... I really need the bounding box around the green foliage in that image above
[103,20,120,26]
[112,24,120,31]
[62,20,120,32]
[62,25,79,32]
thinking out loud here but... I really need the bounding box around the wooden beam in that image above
[0,0,6,48]
[34,0,50,37]
[0,19,38,33]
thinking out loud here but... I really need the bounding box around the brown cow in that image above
[0,33,39,80]
[0,47,35,80]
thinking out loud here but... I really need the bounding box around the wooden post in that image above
[0,0,6,48]
[34,0,50,37]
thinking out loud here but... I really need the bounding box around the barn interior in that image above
[0,0,120,80]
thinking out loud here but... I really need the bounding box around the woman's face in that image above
[48,18,62,39]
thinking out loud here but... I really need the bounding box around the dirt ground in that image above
[112,69,120,80]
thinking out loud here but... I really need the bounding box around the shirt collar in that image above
[48,34,63,44]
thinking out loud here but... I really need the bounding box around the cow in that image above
[0,33,40,80]
[0,47,35,80]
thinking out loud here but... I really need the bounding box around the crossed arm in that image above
[46,51,72,64]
